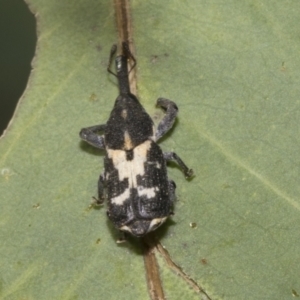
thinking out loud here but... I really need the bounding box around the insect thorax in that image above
[104,93,154,150]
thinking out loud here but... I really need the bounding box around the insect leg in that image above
[92,172,105,205]
[98,172,106,202]
[79,124,106,149]
[168,180,176,203]
[163,152,194,179]
[155,98,178,141]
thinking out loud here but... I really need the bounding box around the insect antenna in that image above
[107,42,136,78]
[107,44,118,77]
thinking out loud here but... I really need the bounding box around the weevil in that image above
[80,42,193,237]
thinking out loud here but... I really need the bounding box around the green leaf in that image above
[1,0,300,299]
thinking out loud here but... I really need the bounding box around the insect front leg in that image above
[79,124,106,149]
[155,98,178,141]
[163,152,194,179]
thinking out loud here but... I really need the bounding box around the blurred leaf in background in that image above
[0,0,36,136]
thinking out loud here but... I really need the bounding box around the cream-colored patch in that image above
[119,225,132,233]
[121,109,127,119]
[107,140,152,205]
[148,217,167,232]
[137,186,159,198]
[151,125,156,141]
[120,217,167,234]
[111,189,130,205]
[123,131,133,150]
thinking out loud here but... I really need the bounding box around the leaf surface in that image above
[1,0,300,299]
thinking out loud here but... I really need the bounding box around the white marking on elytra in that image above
[148,217,167,232]
[119,225,132,233]
[111,188,130,205]
[119,217,167,234]
[137,186,159,198]
[107,140,152,205]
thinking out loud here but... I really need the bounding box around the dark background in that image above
[0,0,36,136]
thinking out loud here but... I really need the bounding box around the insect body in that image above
[80,43,193,237]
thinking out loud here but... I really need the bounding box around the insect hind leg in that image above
[92,172,106,206]
[169,180,176,203]
[164,152,194,179]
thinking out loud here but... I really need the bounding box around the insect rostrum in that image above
[80,42,193,238]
